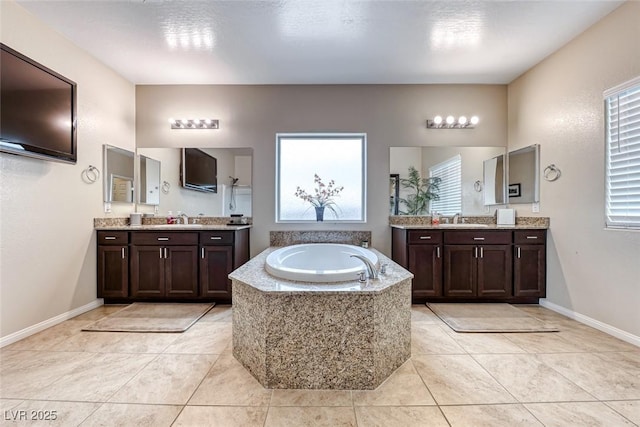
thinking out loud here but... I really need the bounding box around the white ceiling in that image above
[17,0,623,85]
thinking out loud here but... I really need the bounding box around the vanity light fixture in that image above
[427,115,479,129]
[169,118,219,129]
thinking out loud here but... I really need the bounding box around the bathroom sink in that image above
[143,224,204,229]
[438,223,489,228]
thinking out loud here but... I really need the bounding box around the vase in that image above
[315,206,325,222]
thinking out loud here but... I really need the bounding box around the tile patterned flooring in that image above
[1,304,638,426]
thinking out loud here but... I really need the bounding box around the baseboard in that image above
[0,299,104,348]
[540,299,640,348]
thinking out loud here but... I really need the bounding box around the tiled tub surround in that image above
[269,230,372,247]
[230,248,413,390]
[389,215,550,228]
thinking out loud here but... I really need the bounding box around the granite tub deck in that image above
[229,248,413,390]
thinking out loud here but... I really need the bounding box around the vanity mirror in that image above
[103,145,135,203]
[508,144,540,204]
[137,154,161,205]
[136,147,253,216]
[483,154,506,205]
[390,146,506,215]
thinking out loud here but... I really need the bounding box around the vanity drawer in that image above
[130,232,198,245]
[97,231,128,245]
[200,231,234,245]
[408,230,442,244]
[444,230,512,245]
[514,230,546,244]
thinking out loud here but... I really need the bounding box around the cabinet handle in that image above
[121,247,126,259]
[157,237,169,241]
[480,247,484,258]
[526,236,538,239]
[419,236,431,240]
[210,236,223,240]
[201,247,205,259]
[159,248,163,258]
[164,248,168,259]
[436,246,440,258]
[473,237,485,241]
[474,247,478,258]
[517,247,521,258]
[104,236,117,240]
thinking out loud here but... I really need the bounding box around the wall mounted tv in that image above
[0,43,77,164]
[181,148,217,193]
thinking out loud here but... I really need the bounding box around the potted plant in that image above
[398,166,441,215]
[294,174,344,221]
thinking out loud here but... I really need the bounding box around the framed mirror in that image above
[103,145,135,203]
[137,154,161,205]
[390,146,506,215]
[508,144,540,204]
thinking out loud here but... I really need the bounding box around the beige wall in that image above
[508,2,640,337]
[136,84,508,254]
[0,1,136,338]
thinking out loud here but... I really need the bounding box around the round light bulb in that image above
[458,116,468,125]
[168,117,176,125]
[446,115,455,125]
[433,115,443,125]
[204,119,212,125]
[470,116,479,125]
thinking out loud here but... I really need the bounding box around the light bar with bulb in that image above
[426,115,479,129]
[169,118,219,129]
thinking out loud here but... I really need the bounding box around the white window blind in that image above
[429,155,462,216]
[605,77,640,229]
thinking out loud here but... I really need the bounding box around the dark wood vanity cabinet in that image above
[392,227,545,303]
[97,231,129,298]
[98,228,250,303]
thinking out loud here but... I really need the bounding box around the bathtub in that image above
[264,243,379,282]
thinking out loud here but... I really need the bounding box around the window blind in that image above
[605,78,640,229]
[429,155,462,216]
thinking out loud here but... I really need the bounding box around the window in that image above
[429,155,462,216]
[605,76,640,229]
[276,133,366,222]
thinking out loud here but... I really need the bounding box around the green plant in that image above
[398,166,441,215]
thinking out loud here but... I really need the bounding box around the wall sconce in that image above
[426,115,479,129]
[169,118,219,129]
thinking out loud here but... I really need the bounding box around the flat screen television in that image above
[0,43,77,164]
[181,148,217,193]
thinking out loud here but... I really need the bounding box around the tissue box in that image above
[497,209,515,225]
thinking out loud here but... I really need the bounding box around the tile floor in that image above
[1,304,639,426]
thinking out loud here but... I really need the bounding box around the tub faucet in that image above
[350,255,379,280]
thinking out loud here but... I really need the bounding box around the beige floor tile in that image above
[0,351,38,372]
[595,350,640,370]
[163,322,232,354]
[79,403,181,426]
[473,353,595,402]
[5,400,100,426]
[412,355,516,405]
[32,353,155,402]
[411,305,443,324]
[271,389,352,406]
[173,406,268,426]
[605,400,640,425]
[352,360,436,406]
[71,305,127,321]
[265,406,357,427]
[502,332,584,353]
[355,406,448,427]
[199,304,233,322]
[4,320,92,351]
[0,351,96,399]
[54,331,129,353]
[441,404,543,426]
[556,327,639,352]
[524,402,635,426]
[102,332,179,353]
[449,333,527,354]
[539,352,640,400]
[109,353,218,404]
[0,399,23,412]
[411,324,466,355]
[188,353,272,406]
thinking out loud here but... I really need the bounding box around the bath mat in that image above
[427,303,559,333]
[82,303,215,333]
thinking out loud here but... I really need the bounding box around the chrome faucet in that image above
[177,212,189,225]
[350,255,379,280]
[452,213,461,224]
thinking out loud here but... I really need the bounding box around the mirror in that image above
[103,145,135,203]
[390,146,506,215]
[137,155,161,205]
[483,154,506,205]
[508,144,539,203]
[136,147,253,216]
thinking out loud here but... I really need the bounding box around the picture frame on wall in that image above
[508,183,521,197]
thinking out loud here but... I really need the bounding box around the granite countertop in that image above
[95,224,252,231]
[390,224,548,230]
[229,247,413,295]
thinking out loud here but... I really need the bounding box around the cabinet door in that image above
[444,245,476,297]
[200,246,233,299]
[477,245,513,298]
[97,245,128,298]
[408,244,442,298]
[514,244,546,297]
[165,246,199,298]
[130,246,164,297]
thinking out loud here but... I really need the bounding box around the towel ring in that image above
[473,180,483,192]
[161,181,171,194]
[81,165,100,184]
[544,164,561,182]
